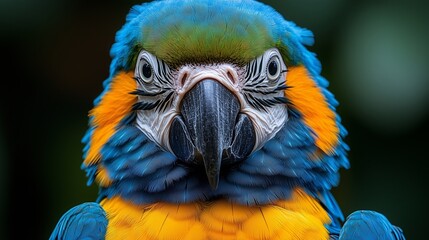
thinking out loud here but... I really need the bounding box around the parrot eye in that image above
[139,59,154,83]
[267,56,281,81]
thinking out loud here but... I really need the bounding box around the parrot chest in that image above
[101,188,331,240]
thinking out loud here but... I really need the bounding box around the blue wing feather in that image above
[49,202,107,240]
[339,210,405,240]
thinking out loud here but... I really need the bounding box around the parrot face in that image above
[133,48,288,188]
[82,0,348,207]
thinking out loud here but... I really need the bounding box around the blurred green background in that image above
[1,0,428,239]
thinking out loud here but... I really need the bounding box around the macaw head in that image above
[82,0,348,216]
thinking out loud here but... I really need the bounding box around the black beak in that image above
[169,79,255,189]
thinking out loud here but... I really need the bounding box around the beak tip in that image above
[203,156,221,190]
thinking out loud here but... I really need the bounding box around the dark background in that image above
[1,0,428,239]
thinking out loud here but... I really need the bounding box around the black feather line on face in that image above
[274,96,290,104]
[245,58,263,85]
[131,53,176,113]
[244,63,252,82]
[133,76,144,85]
[242,83,290,94]
[274,84,290,91]
[243,93,290,112]
[132,100,161,111]
[155,91,175,112]
[154,59,174,85]
[129,89,166,97]
[242,61,290,111]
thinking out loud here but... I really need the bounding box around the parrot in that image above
[50,0,406,239]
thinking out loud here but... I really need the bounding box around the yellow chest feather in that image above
[101,189,330,240]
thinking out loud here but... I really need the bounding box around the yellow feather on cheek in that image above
[83,72,137,185]
[285,66,339,155]
[101,188,330,240]
[90,72,137,128]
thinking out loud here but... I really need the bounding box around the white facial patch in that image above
[133,51,178,151]
[238,48,289,151]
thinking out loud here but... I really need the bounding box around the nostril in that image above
[227,70,235,84]
[180,72,189,86]
[177,67,191,87]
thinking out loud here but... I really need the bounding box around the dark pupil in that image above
[142,63,152,79]
[268,60,278,76]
